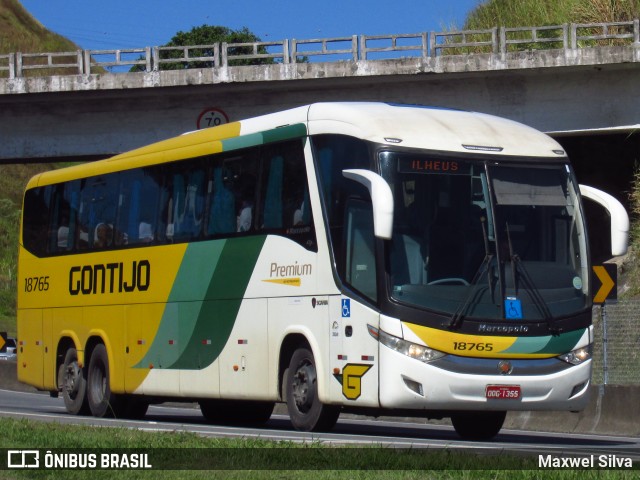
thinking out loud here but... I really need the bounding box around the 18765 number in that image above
[24,276,49,292]
[452,341,493,352]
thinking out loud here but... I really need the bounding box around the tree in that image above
[157,25,276,70]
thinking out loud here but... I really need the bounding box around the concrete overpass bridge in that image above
[1,20,639,259]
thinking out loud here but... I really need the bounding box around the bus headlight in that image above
[558,345,592,365]
[373,327,445,363]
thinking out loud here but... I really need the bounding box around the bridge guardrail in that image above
[2,19,639,79]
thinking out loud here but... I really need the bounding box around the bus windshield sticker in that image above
[341,299,351,318]
[505,297,523,320]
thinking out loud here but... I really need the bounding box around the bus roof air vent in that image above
[462,144,503,152]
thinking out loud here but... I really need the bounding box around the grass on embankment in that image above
[0,417,635,479]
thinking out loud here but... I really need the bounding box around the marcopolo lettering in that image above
[69,260,150,295]
[478,324,529,334]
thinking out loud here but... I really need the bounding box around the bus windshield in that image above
[379,151,590,322]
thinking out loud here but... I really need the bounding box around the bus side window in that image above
[117,169,160,245]
[261,154,284,229]
[22,186,50,257]
[207,166,235,236]
[344,199,377,301]
[257,140,316,250]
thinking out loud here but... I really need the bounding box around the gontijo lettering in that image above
[69,260,150,295]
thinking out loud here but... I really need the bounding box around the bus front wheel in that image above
[60,347,89,415]
[450,411,506,440]
[285,347,340,432]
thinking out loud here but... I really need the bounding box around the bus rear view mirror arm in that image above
[343,169,394,240]
[579,184,629,257]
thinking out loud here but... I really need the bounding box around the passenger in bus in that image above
[293,201,305,226]
[236,174,255,232]
[237,200,253,232]
[56,213,70,249]
[138,221,154,243]
[94,223,113,248]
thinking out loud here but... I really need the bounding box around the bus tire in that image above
[450,411,506,440]
[60,347,89,415]
[124,398,149,419]
[86,344,120,418]
[285,347,340,432]
[200,400,274,425]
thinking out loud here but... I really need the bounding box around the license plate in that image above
[486,385,521,399]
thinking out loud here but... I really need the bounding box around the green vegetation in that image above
[622,169,640,297]
[0,0,83,77]
[463,0,640,28]
[0,0,77,53]
[0,417,634,478]
[161,25,276,68]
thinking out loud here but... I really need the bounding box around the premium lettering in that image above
[269,261,312,278]
[69,260,150,295]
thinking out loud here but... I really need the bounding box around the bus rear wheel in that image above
[285,347,340,432]
[60,347,89,415]
[86,344,120,418]
[450,411,506,440]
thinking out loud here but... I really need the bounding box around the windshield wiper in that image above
[449,216,495,330]
[505,222,560,335]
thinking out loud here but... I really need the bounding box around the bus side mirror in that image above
[342,169,394,240]
[579,184,629,257]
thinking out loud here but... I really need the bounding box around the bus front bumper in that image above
[379,346,591,412]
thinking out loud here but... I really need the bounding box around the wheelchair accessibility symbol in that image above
[505,297,522,319]
[341,299,351,318]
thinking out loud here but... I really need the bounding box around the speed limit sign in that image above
[197,107,229,129]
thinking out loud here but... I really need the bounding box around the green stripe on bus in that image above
[503,328,585,355]
[134,236,266,370]
[221,124,306,152]
[134,241,225,369]
[169,235,266,369]
[262,123,307,144]
[532,328,584,355]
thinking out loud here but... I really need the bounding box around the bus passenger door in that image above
[329,199,381,407]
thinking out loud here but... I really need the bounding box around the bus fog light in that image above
[376,328,445,364]
[402,376,424,396]
[558,345,592,365]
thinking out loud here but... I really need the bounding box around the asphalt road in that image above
[1,388,639,464]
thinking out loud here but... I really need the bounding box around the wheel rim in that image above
[291,360,316,414]
[64,362,81,399]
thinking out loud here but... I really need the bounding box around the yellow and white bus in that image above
[18,103,628,439]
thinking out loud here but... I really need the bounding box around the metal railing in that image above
[1,19,639,78]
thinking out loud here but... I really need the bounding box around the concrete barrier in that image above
[506,385,640,436]
[0,360,38,393]
[1,360,636,435]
